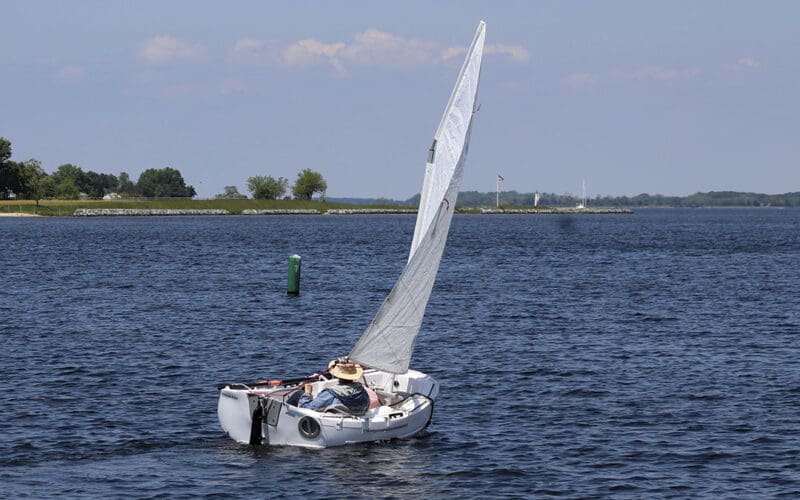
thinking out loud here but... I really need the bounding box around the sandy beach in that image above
[0,212,40,217]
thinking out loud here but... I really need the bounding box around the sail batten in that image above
[349,21,485,374]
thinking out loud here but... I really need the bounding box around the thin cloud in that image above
[138,35,207,64]
[221,78,247,95]
[441,46,465,61]
[734,57,761,70]
[611,66,701,82]
[233,38,266,53]
[562,72,596,89]
[284,39,346,72]
[55,66,84,82]
[230,38,282,65]
[159,79,247,99]
[231,29,528,72]
[484,43,529,63]
[337,29,438,69]
[443,43,529,63]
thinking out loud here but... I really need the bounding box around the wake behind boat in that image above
[218,21,486,448]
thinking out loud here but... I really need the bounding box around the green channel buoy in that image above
[287,254,301,295]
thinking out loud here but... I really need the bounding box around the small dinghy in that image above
[218,21,485,448]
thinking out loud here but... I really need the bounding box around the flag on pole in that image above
[497,174,504,181]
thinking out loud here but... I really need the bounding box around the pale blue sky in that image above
[2,1,798,199]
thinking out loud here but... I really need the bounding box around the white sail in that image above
[349,21,485,374]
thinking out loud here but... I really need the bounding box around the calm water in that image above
[1,209,799,498]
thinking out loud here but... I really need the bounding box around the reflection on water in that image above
[556,214,576,231]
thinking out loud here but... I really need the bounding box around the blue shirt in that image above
[298,382,370,415]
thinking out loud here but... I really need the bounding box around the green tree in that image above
[215,185,247,199]
[117,172,135,195]
[0,137,10,164]
[136,167,196,197]
[247,176,288,200]
[291,169,327,200]
[82,170,118,198]
[0,137,21,198]
[55,177,80,199]
[20,159,53,205]
[51,164,84,188]
[0,161,24,199]
[50,164,118,198]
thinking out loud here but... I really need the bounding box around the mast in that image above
[582,179,586,207]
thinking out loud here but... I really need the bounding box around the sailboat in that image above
[217,21,485,448]
[576,179,587,209]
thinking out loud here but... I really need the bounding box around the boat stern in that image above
[218,386,255,444]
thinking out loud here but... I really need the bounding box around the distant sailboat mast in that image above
[582,179,586,208]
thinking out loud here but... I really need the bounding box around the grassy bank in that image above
[0,198,412,216]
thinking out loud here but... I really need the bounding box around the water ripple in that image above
[1,210,800,496]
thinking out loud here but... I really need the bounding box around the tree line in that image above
[1,136,329,203]
[216,169,327,200]
[10,135,792,207]
[452,190,800,208]
[1,137,195,203]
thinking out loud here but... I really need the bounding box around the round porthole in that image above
[298,416,320,439]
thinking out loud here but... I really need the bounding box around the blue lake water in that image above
[1,209,799,497]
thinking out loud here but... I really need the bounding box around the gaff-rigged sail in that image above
[349,21,485,374]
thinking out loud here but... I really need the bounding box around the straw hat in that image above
[328,359,363,381]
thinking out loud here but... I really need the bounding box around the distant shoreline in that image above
[1,197,796,217]
[14,205,636,217]
[477,207,632,215]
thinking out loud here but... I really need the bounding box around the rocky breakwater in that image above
[326,208,417,215]
[241,209,320,215]
[74,208,230,216]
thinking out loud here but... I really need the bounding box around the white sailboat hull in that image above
[218,369,438,448]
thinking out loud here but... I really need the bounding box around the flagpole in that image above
[496,174,504,208]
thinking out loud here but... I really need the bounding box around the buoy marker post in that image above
[287,254,301,295]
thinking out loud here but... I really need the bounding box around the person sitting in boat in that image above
[296,359,371,416]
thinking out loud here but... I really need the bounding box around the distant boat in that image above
[576,179,587,209]
[217,21,486,448]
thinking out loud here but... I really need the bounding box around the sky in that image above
[2,1,798,199]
